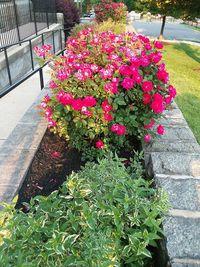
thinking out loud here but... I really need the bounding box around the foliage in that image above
[162,42,200,144]
[0,156,169,266]
[133,0,200,19]
[34,28,176,159]
[71,19,125,38]
[56,0,80,29]
[94,0,127,23]
[93,18,126,34]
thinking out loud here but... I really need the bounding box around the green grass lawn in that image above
[162,43,200,143]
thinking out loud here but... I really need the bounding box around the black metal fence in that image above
[0,27,68,98]
[0,0,57,48]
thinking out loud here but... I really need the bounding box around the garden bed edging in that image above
[0,86,50,204]
[143,102,200,267]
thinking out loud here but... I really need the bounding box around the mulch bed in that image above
[16,129,82,210]
[16,129,141,210]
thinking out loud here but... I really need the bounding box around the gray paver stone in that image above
[171,258,200,267]
[149,152,200,176]
[143,140,200,153]
[164,215,200,259]
[155,175,200,211]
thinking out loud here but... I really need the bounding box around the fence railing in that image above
[0,0,57,48]
[0,27,71,98]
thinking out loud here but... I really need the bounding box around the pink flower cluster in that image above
[34,44,52,58]
[38,28,176,152]
[95,0,127,23]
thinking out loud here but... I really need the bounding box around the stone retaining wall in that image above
[143,102,200,267]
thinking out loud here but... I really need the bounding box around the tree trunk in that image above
[159,15,166,40]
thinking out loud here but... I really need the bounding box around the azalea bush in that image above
[35,28,176,159]
[0,156,169,266]
[94,0,127,23]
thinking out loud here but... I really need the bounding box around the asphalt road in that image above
[133,20,200,42]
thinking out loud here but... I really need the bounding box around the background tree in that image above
[56,0,80,30]
[133,0,200,39]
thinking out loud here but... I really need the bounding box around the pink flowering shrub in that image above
[94,0,127,23]
[38,28,176,159]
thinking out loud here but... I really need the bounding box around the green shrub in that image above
[70,19,125,37]
[0,156,169,266]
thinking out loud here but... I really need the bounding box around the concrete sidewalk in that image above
[0,66,50,147]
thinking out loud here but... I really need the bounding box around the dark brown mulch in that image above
[16,129,141,210]
[16,129,82,210]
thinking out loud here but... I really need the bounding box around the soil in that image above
[16,129,141,210]
[16,129,82,210]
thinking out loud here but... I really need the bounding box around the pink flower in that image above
[154,41,164,49]
[149,52,162,63]
[49,80,57,89]
[130,56,141,66]
[57,69,69,81]
[143,93,151,104]
[144,118,154,129]
[111,124,126,136]
[45,108,52,117]
[96,140,104,149]
[150,95,164,114]
[82,109,93,117]
[99,68,113,79]
[101,100,112,112]
[83,96,97,107]
[104,82,118,94]
[44,94,50,102]
[156,70,169,84]
[101,43,115,53]
[144,43,152,50]
[103,113,113,122]
[168,85,177,98]
[140,56,150,67]
[141,81,153,92]
[57,91,73,105]
[119,65,132,76]
[48,120,56,127]
[144,134,152,142]
[51,151,62,158]
[133,73,143,84]
[165,96,173,105]
[121,77,135,90]
[91,64,100,73]
[157,125,165,135]
[71,99,83,111]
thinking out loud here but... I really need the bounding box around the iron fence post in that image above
[13,0,21,43]
[46,12,49,29]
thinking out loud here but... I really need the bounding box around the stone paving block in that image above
[150,152,200,176]
[0,149,35,186]
[0,123,47,152]
[0,185,18,203]
[143,140,200,153]
[159,126,196,141]
[164,215,200,259]
[171,258,200,267]
[155,175,200,211]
